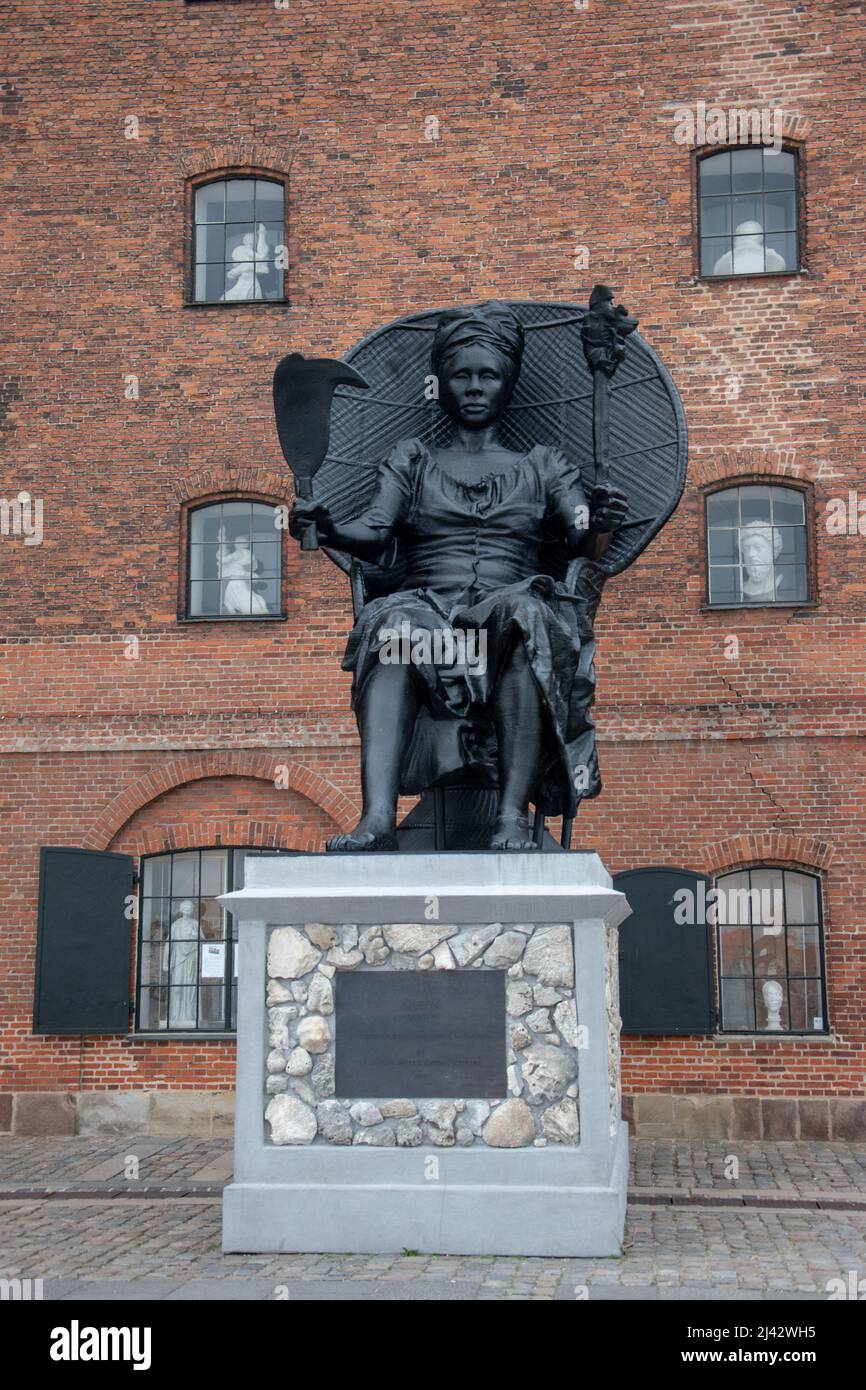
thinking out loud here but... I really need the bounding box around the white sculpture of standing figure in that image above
[712,220,788,277]
[164,899,199,1029]
[222,222,270,301]
[762,978,785,1031]
[219,541,269,615]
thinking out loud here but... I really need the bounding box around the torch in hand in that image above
[272,353,369,551]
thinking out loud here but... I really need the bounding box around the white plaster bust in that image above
[739,520,783,601]
[761,978,784,1031]
[712,220,788,276]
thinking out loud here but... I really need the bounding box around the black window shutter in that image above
[614,868,715,1035]
[33,847,134,1035]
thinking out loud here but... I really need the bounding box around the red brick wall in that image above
[1,0,864,1109]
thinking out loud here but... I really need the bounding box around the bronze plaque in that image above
[335,970,507,1099]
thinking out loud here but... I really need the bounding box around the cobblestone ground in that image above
[1,1138,864,1300]
[2,1136,865,1195]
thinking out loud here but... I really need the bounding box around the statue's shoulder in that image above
[532,443,584,483]
[381,436,429,474]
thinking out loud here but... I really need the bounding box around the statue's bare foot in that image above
[326,814,398,853]
[490,814,537,851]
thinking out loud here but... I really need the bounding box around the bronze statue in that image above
[276,296,686,853]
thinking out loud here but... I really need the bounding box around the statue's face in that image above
[439,345,512,429]
[740,530,773,574]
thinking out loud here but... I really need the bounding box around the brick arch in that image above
[83,753,358,850]
[120,819,325,858]
[178,141,300,182]
[689,447,807,489]
[698,832,834,877]
[172,465,292,506]
[687,112,812,154]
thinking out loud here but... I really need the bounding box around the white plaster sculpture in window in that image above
[219,541,270,615]
[222,222,270,301]
[163,899,200,1029]
[761,977,785,1031]
[739,520,783,602]
[712,220,787,276]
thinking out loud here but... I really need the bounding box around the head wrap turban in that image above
[430,301,525,388]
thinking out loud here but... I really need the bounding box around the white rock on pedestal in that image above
[316,1100,352,1145]
[286,1047,312,1076]
[523,927,574,987]
[483,930,526,967]
[506,980,534,1016]
[450,924,502,966]
[307,974,333,1015]
[542,1099,579,1143]
[268,928,321,980]
[554,998,579,1047]
[350,1102,383,1127]
[521,1042,577,1103]
[297,1015,330,1053]
[383,923,457,954]
[482,1099,535,1148]
[265,1095,316,1145]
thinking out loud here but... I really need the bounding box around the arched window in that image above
[192,176,286,303]
[187,499,283,619]
[136,848,295,1033]
[705,483,809,606]
[698,147,799,278]
[715,868,827,1034]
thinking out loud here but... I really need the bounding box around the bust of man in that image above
[712,220,788,276]
[739,520,782,602]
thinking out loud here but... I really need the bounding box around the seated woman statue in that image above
[290,301,627,851]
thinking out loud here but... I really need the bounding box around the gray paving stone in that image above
[1,1137,865,1300]
[166,1280,286,1300]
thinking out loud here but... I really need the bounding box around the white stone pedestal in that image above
[219,852,631,1257]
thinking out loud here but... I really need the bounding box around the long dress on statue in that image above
[342,438,604,819]
[163,908,199,1029]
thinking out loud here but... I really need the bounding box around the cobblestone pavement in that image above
[1,1197,864,1300]
[1,1136,864,1200]
[1,1138,864,1299]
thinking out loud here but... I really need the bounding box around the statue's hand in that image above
[590,486,627,534]
[288,499,335,543]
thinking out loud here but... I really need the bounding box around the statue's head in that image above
[431,301,524,430]
[739,520,782,578]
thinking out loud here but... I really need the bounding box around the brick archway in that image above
[689,448,807,489]
[172,465,292,506]
[84,753,358,850]
[698,832,834,876]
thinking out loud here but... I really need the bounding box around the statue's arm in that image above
[289,442,416,561]
[544,450,626,560]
